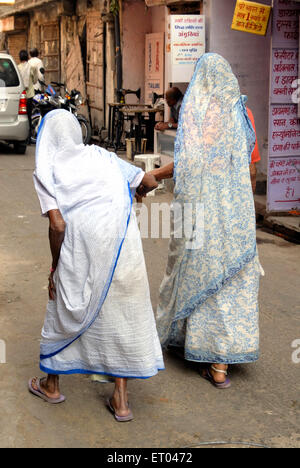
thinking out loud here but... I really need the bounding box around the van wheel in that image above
[13,142,27,155]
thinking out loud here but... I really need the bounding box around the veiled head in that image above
[192,53,241,106]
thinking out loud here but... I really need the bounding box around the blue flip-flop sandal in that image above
[28,377,66,404]
[106,398,134,422]
[202,366,231,389]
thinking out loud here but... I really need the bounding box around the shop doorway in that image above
[7,32,28,64]
[40,21,60,84]
[86,12,104,132]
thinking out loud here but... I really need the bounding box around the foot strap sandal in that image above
[211,366,228,375]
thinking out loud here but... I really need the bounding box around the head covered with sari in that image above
[162,53,258,324]
[174,52,255,194]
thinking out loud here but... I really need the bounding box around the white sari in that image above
[34,110,164,378]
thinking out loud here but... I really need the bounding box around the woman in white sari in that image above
[29,109,164,421]
[151,54,262,388]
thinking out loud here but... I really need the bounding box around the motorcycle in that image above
[31,82,92,144]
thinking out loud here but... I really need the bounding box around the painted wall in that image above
[122,1,166,103]
[204,0,272,174]
[122,0,152,102]
[151,5,166,34]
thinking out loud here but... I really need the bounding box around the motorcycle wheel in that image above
[31,114,42,144]
[77,115,92,145]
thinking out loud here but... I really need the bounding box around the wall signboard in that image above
[267,0,300,212]
[271,49,298,103]
[272,0,300,47]
[231,0,271,36]
[145,33,165,105]
[168,15,205,83]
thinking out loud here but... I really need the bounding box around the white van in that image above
[0,52,29,154]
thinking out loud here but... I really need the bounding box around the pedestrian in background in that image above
[18,50,38,143]
[150,53,263,389]
[155,87,183,131]
[29,48,45,93]
[247,107,261,193]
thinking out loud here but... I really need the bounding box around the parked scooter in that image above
[31,82,92,144]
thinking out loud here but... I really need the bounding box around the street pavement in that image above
[0,145,299,448]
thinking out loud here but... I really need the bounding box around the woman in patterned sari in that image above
[150,53,263,388]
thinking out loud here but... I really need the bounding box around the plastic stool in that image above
[134,153,161,173]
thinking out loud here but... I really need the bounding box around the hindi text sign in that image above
[271,49,299,103]
[273,0,300,48]
[269,104,300,157]
[267,0,300,211]
[169,15,205,83]
[268,156,300,211]
[231,0,271,36]
[145,33,164,104]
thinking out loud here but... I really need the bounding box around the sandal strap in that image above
[211,365,228,375]
[35,377,47,395]
[35,378,41,392]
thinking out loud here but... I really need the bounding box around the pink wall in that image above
[122,0,152,102]
[122,1,165,103]
[151,6,165,34]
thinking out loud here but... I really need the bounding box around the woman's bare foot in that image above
[210,364,228,383]
[110,378,131,417]
[31,375,61,400]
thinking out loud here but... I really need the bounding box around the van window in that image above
[0,59,20,87]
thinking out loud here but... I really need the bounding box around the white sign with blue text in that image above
[169,15,205,83]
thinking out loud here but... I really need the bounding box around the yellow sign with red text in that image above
[0,1,15,4]
[231,1,271,36]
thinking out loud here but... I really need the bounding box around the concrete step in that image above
[254,194,300,244]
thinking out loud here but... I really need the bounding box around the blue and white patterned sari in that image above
[157,54,261,364]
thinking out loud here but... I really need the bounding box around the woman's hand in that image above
[47,209,65,301]
[136,173,158,198]
[48,271,56,301]
[135,193,143,203]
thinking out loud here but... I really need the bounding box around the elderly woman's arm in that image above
[48,209,66,300]
[136,164,174,198]
[136,173,159,198]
